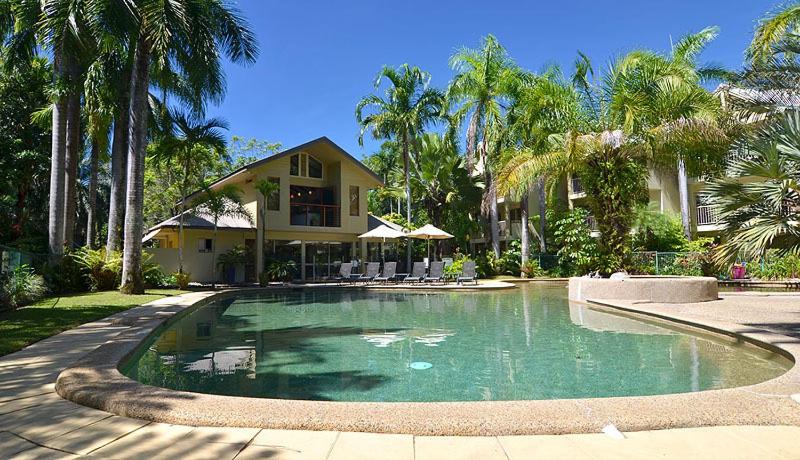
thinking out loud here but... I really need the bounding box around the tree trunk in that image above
[520,193,529,276]
[677,159,692,241]
[63,80,81,248]
[177,160,190,273]
[211,222,218,289]
[106,73,130,255]
[402,132,412,270]
[48,50,67,259]
[120,37,151,294]
[465,111,479,172]
[482,140,500,258]
[537,176,547,253]
[86,139,99,248]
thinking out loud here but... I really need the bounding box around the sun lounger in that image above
[456,261,478,285]
[424,261,445,284]
[404,262,426,283]
[373,261,397,284]
[357,262,380,283]
[335,262,353,284]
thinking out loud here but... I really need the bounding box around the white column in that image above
[300,241,306,281]
[256,204,264,279]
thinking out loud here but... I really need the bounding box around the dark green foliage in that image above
[579,151,649,274]
[632,210,689,252]
[549,208,598,276]
[0,265,47,310]
[265,260,297,283]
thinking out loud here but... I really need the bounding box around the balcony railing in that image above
[290,203,340,227]
[696,205,718,226]
[571,177,584,195]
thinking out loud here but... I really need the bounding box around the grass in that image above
[0,289,188,357]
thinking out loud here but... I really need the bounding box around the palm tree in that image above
[500,67,585,261]
[748,3,800,63]
[496,44,730,275]
[447,35,524,257]
[411,133,477,258]
[356,64,445,268]
[706,111,800,263]
[150,110,229,273]
[119,0,258,294]
[254,178,280,273]
[363,141,402,215]
[189,184,253,289]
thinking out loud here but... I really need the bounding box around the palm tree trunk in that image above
[482,141,500,258]
[106,73,130,255]
[211,221,218,289]
[48,50,67,259]
[402,132,412,270]
[63,79,81,248]
[520,193,529,276]
[177,160,190,273]
[465,111,479,172]
[86,139,99,248]
[537,177,547,253]
[120,37,151,294]
[677,158,692,241]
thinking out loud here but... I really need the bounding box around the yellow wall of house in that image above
[147,228,255,283]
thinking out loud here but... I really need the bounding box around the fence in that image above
[630,251,706,276]
[0,245,48,274]
[528,254,560,271]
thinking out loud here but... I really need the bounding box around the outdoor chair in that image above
[373,261,397,284]
[456,261,478,285]
[357,262,381,283]
[404,262,427,283]
[335,262,353,284]
[424,261,445,284]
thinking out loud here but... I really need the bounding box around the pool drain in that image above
[410,361,432,370]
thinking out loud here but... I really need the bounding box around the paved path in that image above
[1,293,800,459]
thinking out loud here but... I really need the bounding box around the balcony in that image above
[696,205,718,226]
[290,203,340,227]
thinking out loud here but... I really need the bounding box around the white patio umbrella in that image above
[358,225,407,264]
[406,224,454,262]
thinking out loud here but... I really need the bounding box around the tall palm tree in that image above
[748,2,800,63]
[447,35,524,257]
[150,110,229,273]
[189,184,253,289]
[120,0,258,294]
[411,133,476,258]
[706,111,800,263]
[496,45,730,274]
[356,64,445,268]
[501,67,585,261]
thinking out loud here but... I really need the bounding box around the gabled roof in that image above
[368,214,405,232]
[189,137,382,199]
[143,207,255,241]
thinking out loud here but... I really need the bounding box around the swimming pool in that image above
[121,284,790,402]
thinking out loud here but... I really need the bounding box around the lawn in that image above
[0,289,188,357]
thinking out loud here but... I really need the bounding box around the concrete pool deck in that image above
[1,288,799,457]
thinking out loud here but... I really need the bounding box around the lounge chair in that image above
[373,261,397,284]
[456,261,478,285]
[357,262,380,283]
[335,262,353,284]
[424,261,445,284]
[404,262,427,283]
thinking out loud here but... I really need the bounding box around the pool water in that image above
[122,285,791,402]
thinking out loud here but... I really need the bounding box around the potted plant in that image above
[217,245,247,284]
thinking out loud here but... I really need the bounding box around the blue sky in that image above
[209,0,778,159]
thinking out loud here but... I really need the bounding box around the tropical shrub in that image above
[632,210,688,252]
[474,253,496,278]
[73,247,122,291]
[496,240,522,275]
[265,260,297,283]
[549,208,598,276]
[444,254,472,277]
[0,265,47,310]
[747,253,800,280]
[174,272,191,289]
[42,249,88,294]
[521,259,547,278]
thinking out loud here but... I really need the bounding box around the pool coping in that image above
[55,287,800,436]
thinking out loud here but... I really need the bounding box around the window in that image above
[349,186,360,216]
[198,238,213,253]
[289,152,323,179]
[196,322,211,338]
[509,208,522,222]
[267,177,280,211]
[308,156,323,178]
